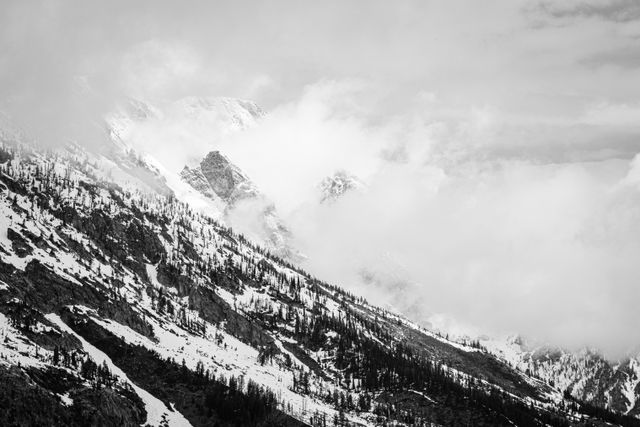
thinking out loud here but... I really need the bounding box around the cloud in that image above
[581,101,640,127]
[205,80,640,358]
[121,40,204,101]
[535,0,640,23]
[218,80,392,213]
[580,45,640,69]
[0,1,146,146]
[109,74,640,356]
[3,0,640,357]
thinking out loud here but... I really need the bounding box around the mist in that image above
[2,0,640,357]
[220,82,640,358]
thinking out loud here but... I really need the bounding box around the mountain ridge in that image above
[0,118,639,426]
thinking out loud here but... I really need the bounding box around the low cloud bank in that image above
[219,81,640,358]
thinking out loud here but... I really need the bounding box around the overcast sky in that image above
[2,0,640,357]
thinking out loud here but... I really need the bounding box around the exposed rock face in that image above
[197,151,259,205]
[103,96,265,199]
[180,150,298,260]
[180,151,258,206]
[7,228,33,257]
[0,365,147,427]
[319,170,365,203]
[179,165,218,200]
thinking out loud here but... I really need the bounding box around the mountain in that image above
[483,336,640,417]
[106,97,163,148]
[3,128,640,426]
[181,151,259,206]
[319,170,365,203]
[106,96,264,144]
[171,96,265,131]
[180,150,297,262]
[105,97,295,257]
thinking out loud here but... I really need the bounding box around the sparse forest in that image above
[1,142,639,427]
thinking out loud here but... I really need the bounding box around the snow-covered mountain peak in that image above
[105,98,161,148]
[319,170,365,203]
[122,97,162,121]
[186,150,259,205]
[106,95,264,151]
[179,150,298,260]
[101,95,271,222]
[171,96,265,131]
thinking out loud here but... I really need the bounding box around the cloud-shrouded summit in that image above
[1,0,640,357]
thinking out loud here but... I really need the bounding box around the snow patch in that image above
[45,313,192,427]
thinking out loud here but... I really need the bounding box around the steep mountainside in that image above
[171,96,265,130]
[0,139,639,425]
[180,150,296,261]
[483,337,640,417]
[106,96,264,145]
[106,97,295,259]
[181,151,259,206]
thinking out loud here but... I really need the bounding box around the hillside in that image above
[0,139,639,426]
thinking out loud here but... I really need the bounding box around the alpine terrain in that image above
[0,112,638,427]
[3,1,639,425]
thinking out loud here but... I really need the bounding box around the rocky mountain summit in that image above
[181,150,296,261]
[181,151,259,206]
[104,97,293,256]
[319,170,365,203]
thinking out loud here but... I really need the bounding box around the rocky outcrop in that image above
[182,150,258,206]
[180,150,298,260]
[156,260,274,348]
[7,228,33,257]
[0,365,146,427]
[0,258,155,340]
[179,165,218,200]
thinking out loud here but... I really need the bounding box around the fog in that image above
[2,0,640,356]
[221,82,640,358]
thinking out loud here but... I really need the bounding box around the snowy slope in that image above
[47,313,193,427]
[180,150,297,261]
[483,335,640,416]
[0,130,639,426]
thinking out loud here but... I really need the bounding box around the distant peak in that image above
[319,170,365,203]
[173,96,265,127]
[179,150,258,205]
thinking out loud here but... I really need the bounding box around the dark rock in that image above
[183,151,259,205]
[0,259,155,340]
[0,172,28,195]
[7,227,33,257]
[191,286,274,348]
